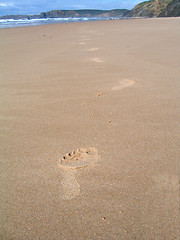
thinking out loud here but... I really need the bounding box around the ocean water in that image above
[0,17,117,29]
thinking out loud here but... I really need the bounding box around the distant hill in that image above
[0,9,130,20]
[39,9,130,18]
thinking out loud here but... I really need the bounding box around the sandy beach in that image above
[0,18,180,239]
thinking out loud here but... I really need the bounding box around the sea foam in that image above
[0,17,118,29]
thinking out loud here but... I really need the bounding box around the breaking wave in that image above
[0,17,118,28]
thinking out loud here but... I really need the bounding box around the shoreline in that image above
[0,16,180,29]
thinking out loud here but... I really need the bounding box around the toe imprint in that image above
[57,147,99,170]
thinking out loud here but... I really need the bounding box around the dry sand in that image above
[0,18,180,239]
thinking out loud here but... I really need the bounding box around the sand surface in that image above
[0,18,180,239]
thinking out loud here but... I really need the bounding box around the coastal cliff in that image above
[159,0,180,17]
[127,0,180,17]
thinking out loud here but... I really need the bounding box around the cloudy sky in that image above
[0,0,144,16]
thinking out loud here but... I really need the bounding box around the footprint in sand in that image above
[88,48,99,52]
[79,42,87,45]
[60,170,80,200]
[80,36,91,41]
[96,91,104,100]
[91,58,104,63]
[112,79,135,90]
[80,35,87,38]
[57,147,100,200]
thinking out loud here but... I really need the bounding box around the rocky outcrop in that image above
[159,0,180,16]
[127,0,172,17]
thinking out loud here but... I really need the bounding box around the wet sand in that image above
[0,18,180,239]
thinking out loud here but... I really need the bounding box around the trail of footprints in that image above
[58,34,136,200]
[78,34,103,63]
